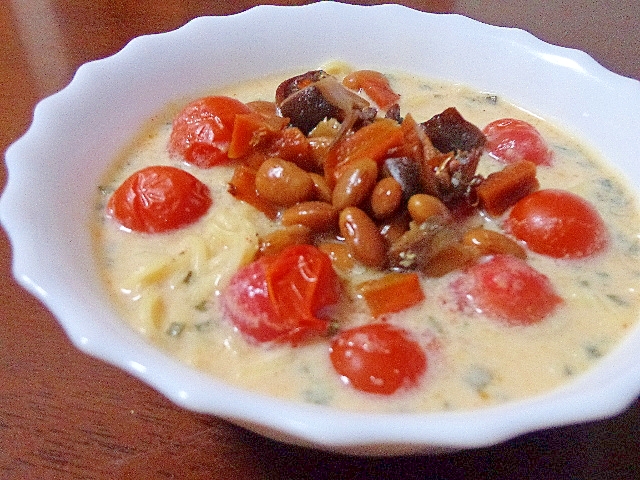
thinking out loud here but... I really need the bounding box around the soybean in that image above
[281,201,338,231]
[259,225,312,256]
[332,158,378,210]
[370,177,403,219]
[407,194,450,224]
[255,157,314,206]
[462,227,526,259]
[339,207,387,268]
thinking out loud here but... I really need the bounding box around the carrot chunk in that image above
[325,119,403,187]
[228,112,288,159]
[476,160,539,216]
[356,272,425,317]
[342,70,400,110]
[228,165,280,219]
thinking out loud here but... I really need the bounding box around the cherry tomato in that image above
[505,189,608,258]
[107,166,212,233]
[168,96,252,168]
[222,245,341,345]
[483,118,553,166]
[450,254,563,325]
[330,323,427,395]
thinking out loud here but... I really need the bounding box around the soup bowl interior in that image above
[2,3,640,455]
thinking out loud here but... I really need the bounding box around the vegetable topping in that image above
[330,323,427,395]
[106,67,614,397]
[222,244,341,345]
[505,189,608,258]
[450,254,563,325]
[107,165,212,233]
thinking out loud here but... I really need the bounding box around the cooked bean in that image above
[332,158,378,210]
[255,157,314,206]
[462,227,526,259]
[339,207,386,268]
[281,201,338,231]
[422,243,480,277]
[309,172,332,203]
[407,194,450,223]
[370,177,403,218]
[259,224,312,256]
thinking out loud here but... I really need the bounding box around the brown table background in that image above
[1,1,639,478]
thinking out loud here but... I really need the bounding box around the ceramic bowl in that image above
[2,3,640,455]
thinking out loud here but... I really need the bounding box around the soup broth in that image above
[93,64,640,412]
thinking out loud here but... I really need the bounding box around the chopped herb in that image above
[166,322,185,337]
[464,365,493,392]
[194,300,208,311]
[426,315,444,334]
[303,386,332,405]
[627,241,640,257]
[195,321,212,332]
[584,343,603,359]
[606,294,628,307]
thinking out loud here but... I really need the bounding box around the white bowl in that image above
[2,3,640,456]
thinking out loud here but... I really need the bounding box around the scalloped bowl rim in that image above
[2,3,640,455]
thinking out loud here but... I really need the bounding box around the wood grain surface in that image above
[1,1,639,478]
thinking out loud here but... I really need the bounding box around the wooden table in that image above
[1,1,639,477]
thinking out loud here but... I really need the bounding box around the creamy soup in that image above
[93,63,640,412]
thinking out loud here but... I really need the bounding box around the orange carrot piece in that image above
[325,118,403,187]
[264,126,315,171]
[476,160,539,216]
[228,112,288,159]
[356,272,425,317]
[343,70,400,110]
[228,164,280,219]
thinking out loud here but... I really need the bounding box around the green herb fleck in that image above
[166,322,185,337]
[464,365,493,392]
[584,343,603,359]
[303,386,332,405]
[194,300,208,311]
[606,294,628,307]
[195,321,212,332]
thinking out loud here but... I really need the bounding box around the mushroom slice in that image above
[276,71,371,135]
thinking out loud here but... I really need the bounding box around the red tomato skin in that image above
[330,323,427,395]
[168,96,252,168]
[450,254,563,325]
[505,189,608,258]
[222,245,341,345]
[483,118,553,166]
[107,166,212,233]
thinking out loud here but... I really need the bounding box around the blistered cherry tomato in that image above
[330,323,427,395]
[450,254,563,325]
[483,118,553,166]
[107,166,212,233]
[505,189,608,258]
[168,96,252,168]
[222,245,341,345]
